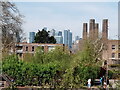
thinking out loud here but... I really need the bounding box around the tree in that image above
[62,39,102,88]
[34,29,56,44]
[0,1,24,55]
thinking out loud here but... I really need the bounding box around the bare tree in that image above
[80,33,108,63]
[0,1,24,55]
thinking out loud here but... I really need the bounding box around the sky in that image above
[14,2,118,40]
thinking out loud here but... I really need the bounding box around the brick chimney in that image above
[94,23,99,39]
[89,19,95,39]
[102,19,108,40]
[83,23,88,40]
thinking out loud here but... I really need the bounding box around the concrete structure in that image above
[16,43,64,59]
[64,30,72,49]
[29,32,35,43]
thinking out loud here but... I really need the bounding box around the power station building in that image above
[80,19,120,65]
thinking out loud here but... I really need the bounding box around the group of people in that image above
[87,76,109,89]
[100,76,109,88]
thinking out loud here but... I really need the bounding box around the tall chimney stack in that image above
[83,23,88,40]
[89,19,95,39]
[94,23,99,39]
[102,19,108,40]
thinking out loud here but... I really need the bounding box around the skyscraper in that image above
[29,32,35,43]
[64,30,72,49]
[43,27,47,31]
[49,29,55,36]
[54,36,63,44]
[69,32,72,48]
[75,36,80,41]
[58,31,62,36]
[54,30,63,44]
[64,30,68,45]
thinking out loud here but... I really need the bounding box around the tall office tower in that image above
[102,19,108,40]
[94,23,99,39]
[58,31,62,36]
[89,19,95,39]
[83,23,88,40]
[69,32,72,48]
[75,36,80,41]
[29,32,35,43]
[54,30,63,44]
[54,36,63,44]
[49,29,55,36]
[64,30,72,49]
[43,27,47,31]
[64,30,68,45]
[55,31,59,36]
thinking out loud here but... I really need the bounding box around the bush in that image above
[2,55,59,87]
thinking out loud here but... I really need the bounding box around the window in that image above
[42,46,44,50]
[118,53,120,58]
[32,46,34,51]
[26,46,28,51]
[119,45,120,49]
[112,45,115,49]
[112,53,115,58]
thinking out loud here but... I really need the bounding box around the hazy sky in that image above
[15,2,118,40]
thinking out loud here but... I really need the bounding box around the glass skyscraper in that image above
[75,36,80,41]
[54,36,63,44]
[29,32,35,43]
[54,30,63,44]
[58,31,62,36]
[64,30,72,49]
[49,29,55,36]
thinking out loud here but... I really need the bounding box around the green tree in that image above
[62,39,101,88]
[34,29,56,44]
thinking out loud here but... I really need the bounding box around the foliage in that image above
[62,40,101,88]
[30,46,71,70]
[2,55,59,87]
[2,40,102,88]
[34,29,56,44]
[108,70,120,79]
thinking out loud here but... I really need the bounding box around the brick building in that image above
[15,43,64,59]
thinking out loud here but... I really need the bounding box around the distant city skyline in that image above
[14,2,118,40]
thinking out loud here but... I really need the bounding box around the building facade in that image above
[16,43,64,59]
[107,40,120,65]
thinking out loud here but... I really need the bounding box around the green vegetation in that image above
[2,40,103,88]
[34,29,56,44]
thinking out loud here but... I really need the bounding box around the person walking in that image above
[100,77,103,86]
[87,79,91,89]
